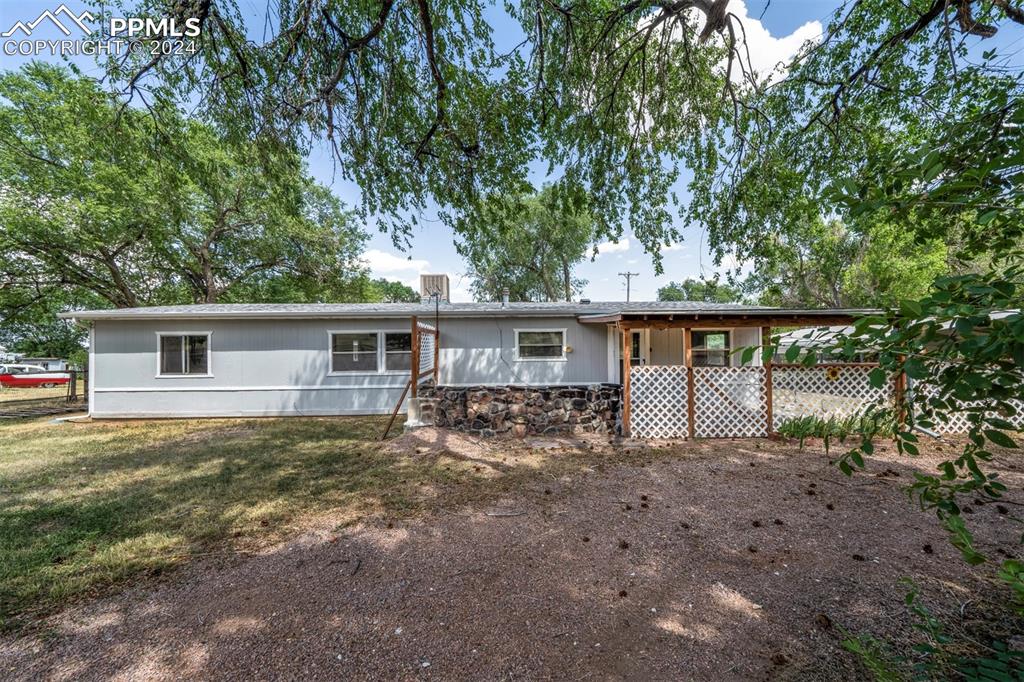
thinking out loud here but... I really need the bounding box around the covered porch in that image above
[581,309,879,439]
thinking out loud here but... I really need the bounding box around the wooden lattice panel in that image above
[692,367,767,438]
[629,365,689,439]
[772,365,890,430]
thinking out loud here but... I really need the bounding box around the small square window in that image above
[516,330,565,360]
[384,333,413,371]
[159,334,210,375]
[691,331,730,367]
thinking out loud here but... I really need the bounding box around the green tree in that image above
[657,278,741,303]
[0,64,370,326]
[456,186,594,302]
[368,279,420,303]
[743,217,949,308]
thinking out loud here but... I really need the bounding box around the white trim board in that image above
[89,407,401,418]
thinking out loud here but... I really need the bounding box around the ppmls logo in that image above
[2,4,94,38]
[2,4,200,57]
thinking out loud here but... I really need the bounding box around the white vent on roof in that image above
[420,274,450,303]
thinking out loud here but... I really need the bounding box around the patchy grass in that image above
[0,386,68,403]
[0,417,615,631]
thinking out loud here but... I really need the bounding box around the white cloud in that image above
[594,239,631,256]
[361,249,431,275]
[717,1,823,84]
[660,243,686,252]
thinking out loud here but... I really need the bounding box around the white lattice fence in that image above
[692,367,768,438]
[629,365,689,438]
[418,333,435,380]
[914,381,1024,434]
[772,365,891,430]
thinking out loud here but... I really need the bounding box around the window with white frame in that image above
[384,333,413,371]
[331,332,379,372]
[515,329,565,360]
[691,330,730,367]
[158,334,210,376]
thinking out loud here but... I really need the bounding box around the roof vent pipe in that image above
[501,288,510,307]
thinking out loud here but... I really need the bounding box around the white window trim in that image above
[326,330,414,376]
[155,331,213,378]
[513,328,568,362]
[690,329,733,367]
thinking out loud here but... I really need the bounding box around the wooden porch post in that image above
[894,354,907,427]
[684,327,695,440]
[622,326,631,437]
[410,316,420,399]
[763,326,774,436]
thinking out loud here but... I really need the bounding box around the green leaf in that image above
[784,345,800,363]
[984,430,1018,449]
[869,367,886,388]
[899,299,923,317]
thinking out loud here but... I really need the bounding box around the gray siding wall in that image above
[437,317,611,386]
[91,316,613,418]
[92,318,414,418]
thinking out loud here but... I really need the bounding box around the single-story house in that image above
[18,357,69,371]
[60,275,871,437]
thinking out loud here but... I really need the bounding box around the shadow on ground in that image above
[3,428,1023,681]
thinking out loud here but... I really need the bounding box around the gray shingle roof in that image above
[58,301,875,321]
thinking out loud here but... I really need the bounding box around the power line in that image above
[618,272,639,302]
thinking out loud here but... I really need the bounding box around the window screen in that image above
[159,335,209,375]
[517,330,564,359]
[331,333,379,372]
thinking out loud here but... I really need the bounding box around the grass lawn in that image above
[0,386,69,403]
[1,415,587,631]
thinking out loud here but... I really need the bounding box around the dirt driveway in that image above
[4,431,1022,680]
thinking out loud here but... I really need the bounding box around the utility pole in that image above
[618,272,639,302]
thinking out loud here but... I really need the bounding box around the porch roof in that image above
[578,307,876,327]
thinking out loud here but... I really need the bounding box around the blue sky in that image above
[1,0,845,301]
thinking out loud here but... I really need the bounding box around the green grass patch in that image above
[0,416,620,631]
[0,417,428,629]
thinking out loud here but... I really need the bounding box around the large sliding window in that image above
[329,331,414,373]
[157,333,211,376]
[691,330,730,367]
[331,333,379,373]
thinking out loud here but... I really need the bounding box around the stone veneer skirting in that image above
[417,384,622,437]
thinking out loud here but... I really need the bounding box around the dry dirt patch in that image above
[3,431,1022,680]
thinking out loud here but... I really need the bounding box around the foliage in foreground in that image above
[843,581,1024,681]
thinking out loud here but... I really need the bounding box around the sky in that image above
[0,0,845,302]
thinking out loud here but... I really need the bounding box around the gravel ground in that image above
[4,432,1022,681]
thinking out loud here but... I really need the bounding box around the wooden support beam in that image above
[684,327,695,440]
[410,315,420,399]
[622,327,631,437]
[894,355,907,427]
[763,326,773,436]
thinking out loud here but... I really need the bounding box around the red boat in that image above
[0,364,70,388]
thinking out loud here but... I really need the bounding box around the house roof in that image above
[58,301,876,322]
